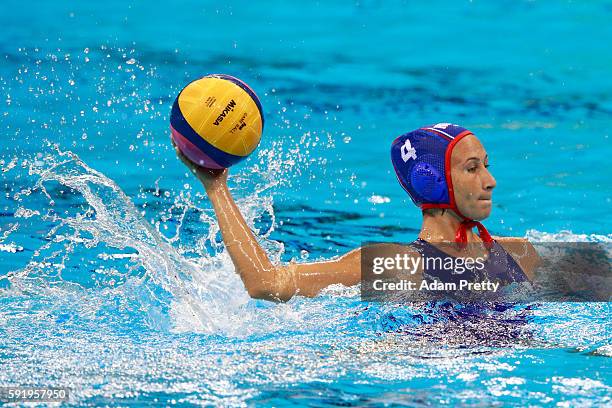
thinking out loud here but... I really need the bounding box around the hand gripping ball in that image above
[170,74,264,169]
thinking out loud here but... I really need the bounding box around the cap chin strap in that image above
[420,205,494,248]
[455,219,493,249]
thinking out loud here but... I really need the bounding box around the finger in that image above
[170,136,183,155]
[171,141,190,164]
[175,149,196,172]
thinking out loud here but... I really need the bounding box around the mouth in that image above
[478,197,492,204]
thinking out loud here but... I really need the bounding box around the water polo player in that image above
[174,123,540,301]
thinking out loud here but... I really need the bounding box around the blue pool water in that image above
[1,1,611,406]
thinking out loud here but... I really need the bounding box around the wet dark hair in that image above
[422,208,447,217]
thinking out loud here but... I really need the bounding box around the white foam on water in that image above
[1,140,349,338]
[525,229,612,242]
[2,145,281,335]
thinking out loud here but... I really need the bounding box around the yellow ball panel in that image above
[178,77,263,156]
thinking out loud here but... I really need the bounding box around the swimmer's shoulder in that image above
[492,236,540,280]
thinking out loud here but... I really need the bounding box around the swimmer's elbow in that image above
[242,267,296,302]
[245,286,275,301]
[245,285,291,302]
[246,287,295,302]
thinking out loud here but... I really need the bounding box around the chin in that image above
[467,207,492,221]
[475,208,492,221]
[459,202,492,221]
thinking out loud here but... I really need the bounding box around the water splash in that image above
[2,144,268,334]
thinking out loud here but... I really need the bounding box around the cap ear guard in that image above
[391,130,452,207]
[410,161,448,203]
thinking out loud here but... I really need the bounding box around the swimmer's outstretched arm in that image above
[174,146,361,301]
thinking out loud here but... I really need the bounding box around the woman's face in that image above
[450,135,496,221]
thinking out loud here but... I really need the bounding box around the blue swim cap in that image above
[391,123,494,247]
[390,123,473,217]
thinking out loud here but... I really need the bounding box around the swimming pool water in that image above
[1,1,611,406]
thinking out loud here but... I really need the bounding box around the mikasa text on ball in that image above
[170,74,264,169]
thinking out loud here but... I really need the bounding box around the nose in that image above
[483,167,496,191]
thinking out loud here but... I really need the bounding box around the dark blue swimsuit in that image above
[376,239,534,344]
[411,238,529,285]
